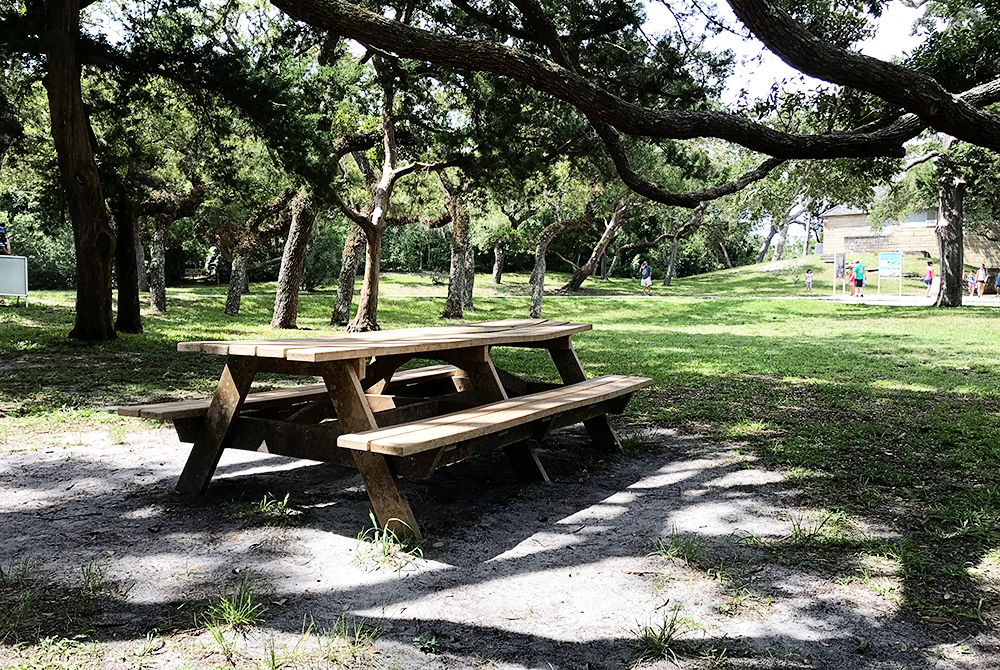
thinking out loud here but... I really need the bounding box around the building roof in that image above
[821,204,866,217]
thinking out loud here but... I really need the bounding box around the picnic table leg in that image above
[319,360,422,540]
[176,355,258,495]
[442,347,550,482]
[549,346,622,453]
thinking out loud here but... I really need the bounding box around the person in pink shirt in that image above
[923,261,934,297]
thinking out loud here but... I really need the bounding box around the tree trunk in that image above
[463,243,475,310]
[348,226,384,332]
[756,224,776,263]
[528,246,547,319]
[772,221,788,261]
[332,222,365,326]
[559,203,626,292]
[935,157,966,308]
[43,0,115,341]
[664,235,680,287]
[110,199,142,333]
[802,213,811,258]
[225,254,249,316]
[271,194,315,329]
[135,234,149,292]
[528,212,591,318]
[442,188,470,319]
[492,239,506,284]
[148,216,169,312]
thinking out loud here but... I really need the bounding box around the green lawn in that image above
[2,266,1000,625]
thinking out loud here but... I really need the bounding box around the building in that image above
[821,205,1000,267]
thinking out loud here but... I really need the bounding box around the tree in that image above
[271,192,316,328]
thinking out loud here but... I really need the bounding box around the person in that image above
[846,263,855,294]
[0,223,10,255]
[639,260,652,296]
[995,273,1000,297]
[977,263,988,297]
[968,272,977,296]
[923,261,934,297]
[853,258,865,297]
[804,268,814,295]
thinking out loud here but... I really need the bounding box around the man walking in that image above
[639,260,652,296]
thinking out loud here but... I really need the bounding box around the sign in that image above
[0,255,28,303]
[878,252,903,296]
[833,252,846,296]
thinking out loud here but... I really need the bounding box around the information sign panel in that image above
[878,252,903,296]
[834,253,846,295]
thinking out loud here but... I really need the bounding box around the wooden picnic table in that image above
[126,318,651,539]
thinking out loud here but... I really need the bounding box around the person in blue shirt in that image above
[639,260,652,296]
[0,224,10,255]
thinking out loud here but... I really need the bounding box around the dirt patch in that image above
[1,424,997,669]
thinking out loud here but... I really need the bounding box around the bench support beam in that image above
[176,355,258,495]
[550,348,622,453]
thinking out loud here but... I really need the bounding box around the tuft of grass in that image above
[619,427,660,456]
[650,531,704,563]
[354,511,424,571]
[238,492,303,526]
[201,574,266,632]
[318,616,382,663]
[632,606,701,662]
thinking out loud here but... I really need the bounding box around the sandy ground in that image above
[1,423,998,669]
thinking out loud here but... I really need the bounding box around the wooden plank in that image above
[339,375,653,456]
[175,356,257,495]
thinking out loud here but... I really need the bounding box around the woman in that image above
[976,263,988,297]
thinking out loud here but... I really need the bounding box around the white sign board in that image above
[0,255,28,304]
[878,252,903,296]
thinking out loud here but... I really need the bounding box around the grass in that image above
[201,575,267,632]
[354,511,425,571]
[3,259,1000,647]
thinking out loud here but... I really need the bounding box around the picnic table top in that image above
[177,319,592,362]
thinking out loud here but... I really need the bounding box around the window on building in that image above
[900,209,938,228]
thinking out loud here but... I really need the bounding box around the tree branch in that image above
[727,0,1000,152]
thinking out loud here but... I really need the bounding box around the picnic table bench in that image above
[118,319,651,539]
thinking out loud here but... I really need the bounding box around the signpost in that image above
[878,252,903,296]
[834,253,846,296]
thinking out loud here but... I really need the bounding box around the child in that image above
[923,261,933,297]
[804,268,813,295]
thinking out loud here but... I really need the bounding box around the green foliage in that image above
[382,223,451,273]
[15,220,77,290]
[301,221,343,291]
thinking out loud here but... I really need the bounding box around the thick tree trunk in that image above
[442,189,470,319]
[528,248,547,319]
[271,194,315,329]
[332,223,365,326]
[225,255,249,316]
[935,159,965,308]
[110,199,142,333]
[348,226,384,332]
[148,216,169,313]
[560,204,626,292]
[43,0,115,341]
[492,239,506,284]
